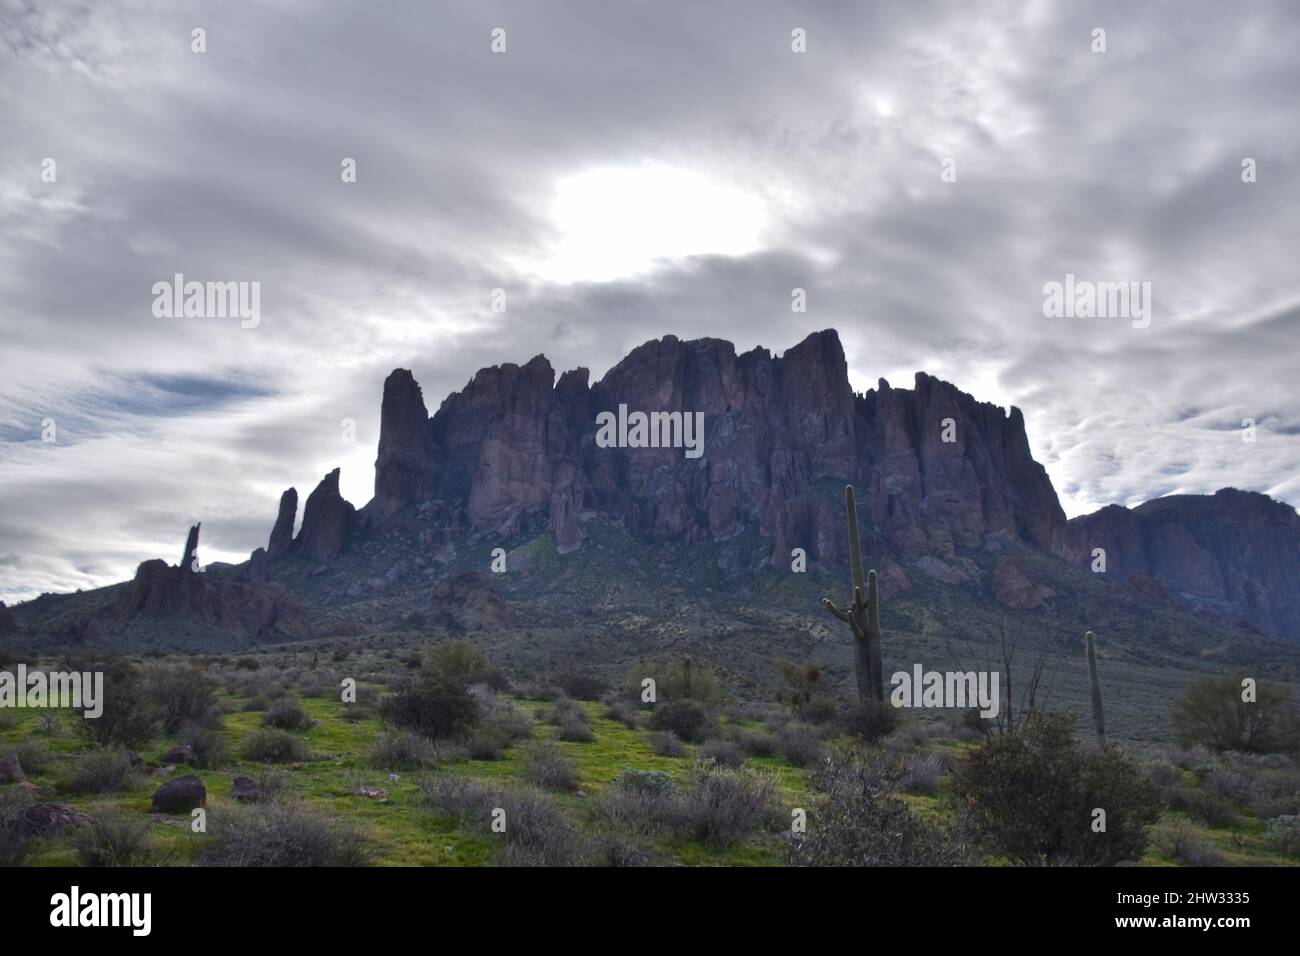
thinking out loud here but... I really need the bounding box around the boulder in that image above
[160,745,196,765]
[151,775,206,813]
[231,775,265,802]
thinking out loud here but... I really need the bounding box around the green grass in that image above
[2,675,1296,867]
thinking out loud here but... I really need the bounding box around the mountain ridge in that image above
[4,329,1298,647]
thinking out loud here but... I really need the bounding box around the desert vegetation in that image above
[0,636,1296,868]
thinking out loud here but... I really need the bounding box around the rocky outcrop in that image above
[991,556,1054,609]
[374,370,438,517]
[267,488,298,558]
[358,330,1068,577]
[1066,489,1300,638]
[430,572,513,631]
[113,525,312,641]
[295,469,354,562]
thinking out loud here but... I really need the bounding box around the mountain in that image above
[1066,489,1300,639]
[5,330,1299,664]
[355,329,1065,579]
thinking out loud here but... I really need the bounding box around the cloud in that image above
[1,0,1298,601]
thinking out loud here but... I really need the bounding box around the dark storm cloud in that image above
[1,0,1297,601]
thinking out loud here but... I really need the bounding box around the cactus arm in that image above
[823,598,851,623]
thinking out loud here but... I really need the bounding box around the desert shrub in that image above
[648,699,714,743]
[900,751,952,796]
[776,722,825,768]
[417,774,581,865]
[1173,674,1300,755]
[235,656,260,671]
[341,701,375,724]
[648,730,687,758]
[589,831,654,867]
[144,664,219,734]
[519,682,564,702]
[1243,766,1300,819]
[1142,757,1184,793]
[464,727,511,761]
[552,699,595,743]
[800,696,840,725]
[199,801,370,866]
[1169,784,1235,827]
[788,750,964,866]
[66,748,141,795]
[71,657,157,748]
[699,738,745,769]
[774,658,830,718]
[370,732,438,770]
[841,700,900,743]
[378,673,478,740]
[1151,820,1226,866]
[0,787,38,866]
[627,658,723,705]
[7,739,53,776]
[617,768,677,797]
[423,640,493,687]
[73,813,155,867]
[672,762,781,849]
[949,707,991,742]
[587,770,677,849]
[34,713,63,737]
[262,697,314,731]
[243,728,309,763]
[523,741,580,791]
[420,773,498,821]
[1201,765,1253,805]
[603,697,640,729]
[553,667,605,701]
[728,727,777,758]
[180,720,230,769]
[295,671,335,699]
[0,711,17,732]
[952,713,1160,865]
[497,787,583,866]
[471,686,532,741]
[1265,815,1300,856]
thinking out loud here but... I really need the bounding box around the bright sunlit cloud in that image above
[525,163,770,283]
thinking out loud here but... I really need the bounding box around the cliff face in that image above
[249,328,1296,641]
[359,329,1067,569]
[1066,489,1300,638]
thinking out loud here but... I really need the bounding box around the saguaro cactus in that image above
[1084,630,1106,749]
[823,485,884,703]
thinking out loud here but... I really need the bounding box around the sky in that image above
[1,0,1298,603]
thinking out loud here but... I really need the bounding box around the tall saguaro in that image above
[823,485,884,703]
[1085,630,1106,749]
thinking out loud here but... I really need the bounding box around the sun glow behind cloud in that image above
[523,164,770,283]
